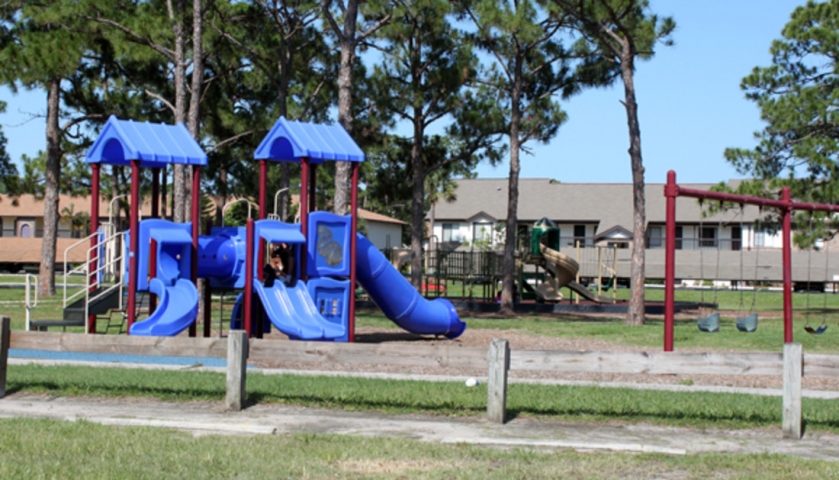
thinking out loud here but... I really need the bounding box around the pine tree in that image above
[549,0,675,325]
[461,0,613,313]
[725,0,839,206]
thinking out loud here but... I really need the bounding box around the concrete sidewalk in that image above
[1,394,838,462]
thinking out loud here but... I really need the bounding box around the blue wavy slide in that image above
[254,281,346,341]
[356,234,466,339]
[130,278,199,336]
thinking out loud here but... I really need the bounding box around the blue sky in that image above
[0,1,808,185]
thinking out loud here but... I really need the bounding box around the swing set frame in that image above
[663,170,839,351]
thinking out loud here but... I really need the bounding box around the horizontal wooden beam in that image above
[248,338,488,370]
[8,332,838,382]
[9,332,227,359]
[511,350,786,377]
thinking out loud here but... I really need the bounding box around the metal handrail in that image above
[25,273,38,331]
[63,231,101,308]
[60,227,126,332]
[222,199,258,227]
[273,187,289,218]
[86,231,126,330]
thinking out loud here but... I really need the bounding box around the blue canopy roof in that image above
[86,115,208,167]
[253,117,365,164]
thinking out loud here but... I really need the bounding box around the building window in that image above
[647,226,663,248]
[573,225,586,247]
[675,226,683,250]
[731,226,741,251]
[755,229,765,247]
[442,223,459,242]
[473,222,492,245]
[700,226,717,248]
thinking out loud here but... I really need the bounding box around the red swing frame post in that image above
[663,170,839,351]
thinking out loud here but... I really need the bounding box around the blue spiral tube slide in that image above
[355,233,465,339]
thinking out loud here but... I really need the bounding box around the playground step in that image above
[28,318,85,331]
[63,287,122,322]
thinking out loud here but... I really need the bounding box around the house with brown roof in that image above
[430,178,834,284]
[0,193,405,271]
[0,194,147,271]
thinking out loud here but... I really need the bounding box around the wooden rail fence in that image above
[1,316,837,439]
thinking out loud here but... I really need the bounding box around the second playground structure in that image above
[81,115,465,342]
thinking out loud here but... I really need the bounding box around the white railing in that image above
[63,231,102,308]
[62,229,126,333]
[24,274,38,331]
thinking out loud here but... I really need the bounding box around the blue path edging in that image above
[9,349,228,368]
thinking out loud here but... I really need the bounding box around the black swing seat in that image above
[698,313,720,333]
[805,324,828,335]
[736,313,758,333]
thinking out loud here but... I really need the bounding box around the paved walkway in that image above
[1,394,838,462]
[6,356,839,461]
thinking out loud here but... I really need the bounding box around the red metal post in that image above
[244,218,255,337]
[782,187,793,344]
[149,168,160,314]
[189,166,201,338]
[300,158,309,281]
[127,160,140,333]
[309,164,317,213]
[151,168,160,218]
[663,170,678,351]
[259,160,267,219]
[349,162,359,343]
[258,160,268,281]
[88,163,101,334]
[204,218,213,338]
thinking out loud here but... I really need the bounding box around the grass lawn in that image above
[2,418,836,479]
[7,364,839,433]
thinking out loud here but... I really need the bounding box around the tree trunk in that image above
[189,0,206,332]
[277,52,291,221]
[621,50,646,325]
[170,0,188,223]
[410,115,424,288]
[333,0,359,215]
[39,78,62,297]
[500,55,524,314]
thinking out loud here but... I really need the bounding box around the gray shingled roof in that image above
[431,178,766,231]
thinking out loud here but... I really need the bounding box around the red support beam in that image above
[300,157,309,281]
[204,218,213,338]
[349,162,359,343]
[126,160,140,333]
[189,166,201,338]
[88,163,100,334]
[782,187,793,344]
[244,218,255,337]
[149,168,160,314]
[663,170,677,351]
[309,164,317,213]
[259,159,267,219]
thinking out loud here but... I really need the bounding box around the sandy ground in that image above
[250,309,839,393]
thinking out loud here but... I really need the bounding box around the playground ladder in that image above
[62,229,126,333]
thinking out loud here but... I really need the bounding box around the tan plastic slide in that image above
[536,244,617,304]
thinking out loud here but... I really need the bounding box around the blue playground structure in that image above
[82,115,465,342]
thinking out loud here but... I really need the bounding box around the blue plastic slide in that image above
[355,234,466,339]
[130,278,199,336]
[254,281,346,341]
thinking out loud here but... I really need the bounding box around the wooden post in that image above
[783,342,803,439]
[0,316,9,398]
[487,338,510,424]
[226,330,248,411]
[597,245,603,295]
[612,245,618,301]
[575,241,581,304]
